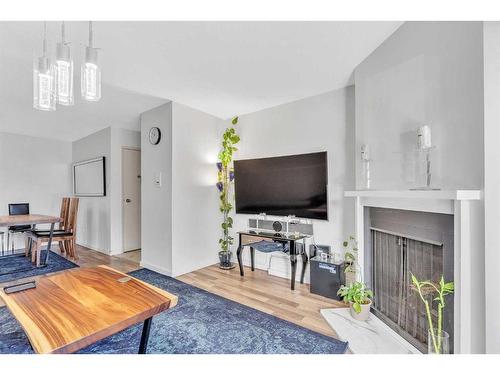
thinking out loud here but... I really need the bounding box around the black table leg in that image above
[290,240,296,290]
[250,246,255,271]
[42,222,55,266]
[237,242,244,277]
[138,317,152,354]
[300,252,308,284]
[27,224,35,258]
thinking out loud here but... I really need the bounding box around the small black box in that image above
[310,256,345,301]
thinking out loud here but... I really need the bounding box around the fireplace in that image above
[369,221,454,353]
[364,208,455,352]
[345,189,483,353]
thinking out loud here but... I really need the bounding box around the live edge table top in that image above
[0,265,178,354]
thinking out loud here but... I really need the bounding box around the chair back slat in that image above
[59,198,70,230]
[67,198,79,233]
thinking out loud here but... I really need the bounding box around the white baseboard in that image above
[172,258,218,277]
[76,242,110,255]
[140,261,172,277]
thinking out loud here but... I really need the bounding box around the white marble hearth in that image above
[321,308,420,354]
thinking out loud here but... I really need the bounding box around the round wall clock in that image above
[148,127,161,145]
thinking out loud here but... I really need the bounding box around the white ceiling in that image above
[0,21,402,142]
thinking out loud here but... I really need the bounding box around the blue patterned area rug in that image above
[0,268,348,354]
[0,250,78,284]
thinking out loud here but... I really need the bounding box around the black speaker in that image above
[310,256,345,301]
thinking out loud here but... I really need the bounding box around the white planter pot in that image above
[349,299,372,321]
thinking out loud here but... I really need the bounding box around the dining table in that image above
[0,214,61,268]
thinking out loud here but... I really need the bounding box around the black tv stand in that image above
[236,231,309,290]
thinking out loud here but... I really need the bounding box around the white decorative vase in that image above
[349,299,372,321]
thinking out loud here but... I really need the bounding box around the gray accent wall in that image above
[355,21,484,190]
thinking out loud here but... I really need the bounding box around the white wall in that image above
[72,127,112,252]
[140,103,173,275]
[0,132,72,249]
[233,87,356,281]
[171,102,221,276]
[72,126,141,254]
[355,21,484,190]
[140,101,222,277]
[483,21,500,354]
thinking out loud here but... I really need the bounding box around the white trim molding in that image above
[345,189,484,354]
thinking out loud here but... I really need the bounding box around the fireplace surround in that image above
[345,189,484,354]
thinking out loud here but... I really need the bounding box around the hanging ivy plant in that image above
[217,116,240,254]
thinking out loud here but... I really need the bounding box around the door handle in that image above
[125,198,132,203]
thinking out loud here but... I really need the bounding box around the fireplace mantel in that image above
[345,189,481,200]
[345,189,481,216]
[345,189,484,354]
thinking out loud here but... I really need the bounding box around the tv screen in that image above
[234,152,328,220]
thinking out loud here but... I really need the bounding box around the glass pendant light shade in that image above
[81,22,101,102]
[56,22,74,105]
[33,23,56,111]
[81,46,101,101]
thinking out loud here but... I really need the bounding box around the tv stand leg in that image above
[250,247,255,271]
[237,245,244,276]
[290,255,297,290]
[300,252,308,284]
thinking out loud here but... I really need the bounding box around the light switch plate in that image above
[154,172,162,187]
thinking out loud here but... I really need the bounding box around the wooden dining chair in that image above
[25,197,70,258]
[27,197,80,266]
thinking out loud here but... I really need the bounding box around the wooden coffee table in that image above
[0,265,178,354]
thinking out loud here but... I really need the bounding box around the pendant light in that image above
[81,21,101,102]
[56,22,74,105]
[33,22,56,111]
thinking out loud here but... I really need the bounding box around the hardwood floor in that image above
[178,265,345,338]
[1,245,345,339]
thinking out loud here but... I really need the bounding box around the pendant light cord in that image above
[43,21,47,57]
[88,21,93,48]
[61,21,66,44]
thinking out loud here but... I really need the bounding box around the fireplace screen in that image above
[371,229,453,353]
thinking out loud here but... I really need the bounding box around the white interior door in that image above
[122,148,141,251]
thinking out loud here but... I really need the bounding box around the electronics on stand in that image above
[248,217,314,236]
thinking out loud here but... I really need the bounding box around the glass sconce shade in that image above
[33,56,56,111]
[81,46,101,101]
[56,42,74,105]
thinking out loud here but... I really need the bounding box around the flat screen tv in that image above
[234,151,328,220]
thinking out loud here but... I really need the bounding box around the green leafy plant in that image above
[411,274,454,354]
[337,281,373,313]
[217,116,240,254]
[343,235,358,273]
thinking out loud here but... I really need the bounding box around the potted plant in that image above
[337,281,373,321]
[411,274,454,354]
[343,235,358,286]
[216,116,240,269]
